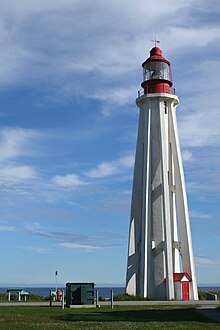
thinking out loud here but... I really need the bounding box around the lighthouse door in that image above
[182,282,189,300]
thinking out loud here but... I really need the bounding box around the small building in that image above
[66,282,94,306]
[6,288,30,301]
[165,272,192,300]
[173,272,192,300]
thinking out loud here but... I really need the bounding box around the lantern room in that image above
[141,46,173,94]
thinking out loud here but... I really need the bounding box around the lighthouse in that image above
[125,45,198,300]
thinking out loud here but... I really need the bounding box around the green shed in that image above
[66,282,94,306]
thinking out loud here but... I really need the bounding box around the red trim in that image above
[141,80,172,94]
[164,272,192,282]
[142,47,170,67]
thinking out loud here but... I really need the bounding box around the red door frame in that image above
[182,281,189,300]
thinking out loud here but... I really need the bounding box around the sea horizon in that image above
[0,285,220,298]
[0,282,220,288]
[0,283,124,288]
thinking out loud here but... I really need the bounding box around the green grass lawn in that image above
[0,305,219,329]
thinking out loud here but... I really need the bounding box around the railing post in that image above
[49,290,52,307]
[111,290,114,309]
[96,289,100,308]
[61,290,65,309]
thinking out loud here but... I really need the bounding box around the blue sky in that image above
[0,0,219,287]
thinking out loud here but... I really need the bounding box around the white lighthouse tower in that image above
[125,45,198,300]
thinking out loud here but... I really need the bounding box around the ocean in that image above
[0,286,220,298]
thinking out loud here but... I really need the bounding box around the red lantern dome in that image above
[141,47,173,94]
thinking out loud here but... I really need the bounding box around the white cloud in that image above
[177,59,220,149]
[179,111,220,148]
[0,225,16,232]
[182,150,193,162]
[166,26,220,51]
[0,128,40,161]
[52,174,87,187]
[196,255,220,266]
[26,222,56,238]
[183,146,220,195]
[27,247,49,254]
[58,242,100,250]
[85,155,134,178]
[0,0,194,19]
[190,210,210,220]
[88,86,137,106]
[0,45,32,86]
[0,165,36,181]
[0,0,79,17]
[0,0,212,94]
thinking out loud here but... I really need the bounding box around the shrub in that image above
[0,292,46,302]
[198,289,220,300]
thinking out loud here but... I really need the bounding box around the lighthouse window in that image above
[143,62,171,81]
[164,101,167,114]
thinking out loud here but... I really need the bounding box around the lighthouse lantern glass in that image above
[143,61,171,81]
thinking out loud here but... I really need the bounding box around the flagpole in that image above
[55,271,58,292]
